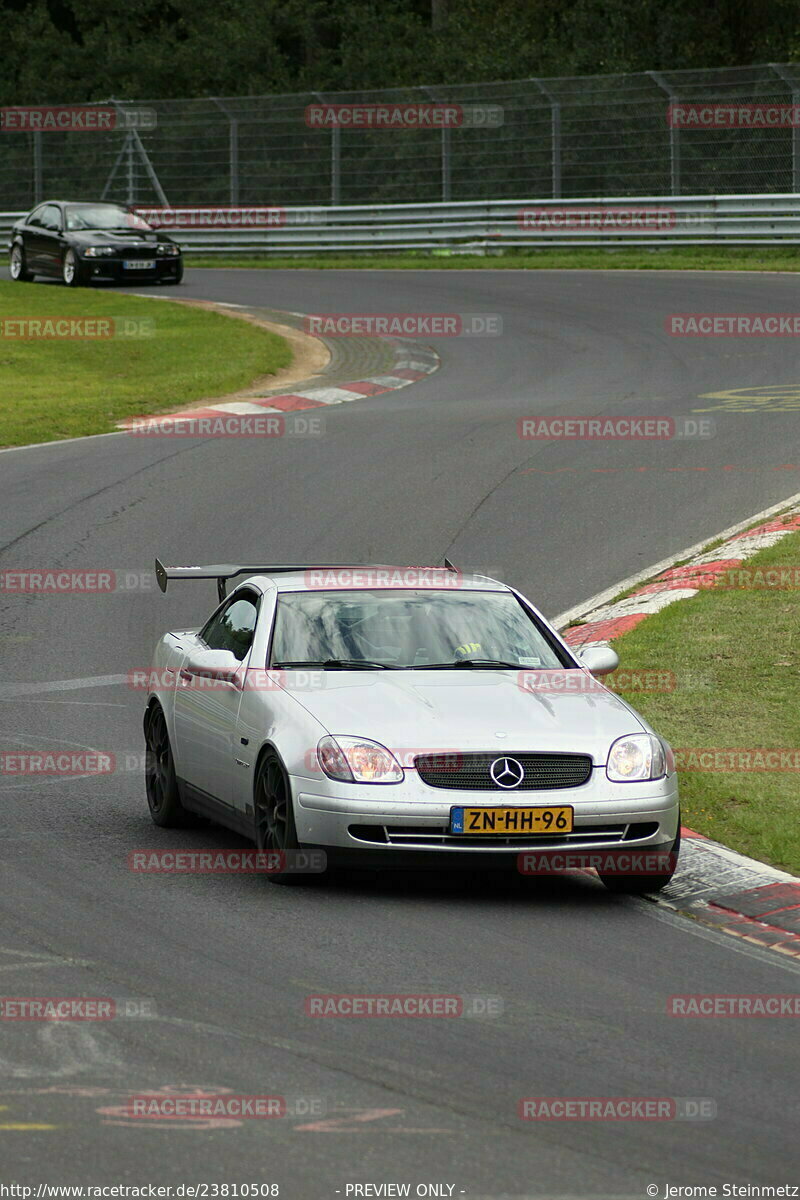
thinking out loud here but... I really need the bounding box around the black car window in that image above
[200,591,259,662]
[26,206,47,228]
[40,205,62,232]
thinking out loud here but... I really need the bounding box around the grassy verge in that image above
[4,248,799,272]
[0,281,291,447]
[610,523,800,874]
[177,246,800,271]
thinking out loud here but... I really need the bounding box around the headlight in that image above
[83,246,116,257]
[157,243,181,256]
[606,734,666,782]
[317,736,403,784]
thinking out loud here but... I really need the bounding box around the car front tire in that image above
[144,703,195,827]
[598,826,680,895]
[10,243,34,281]
[62,248,88,287]
[163,261,184,285]
[254,750,322,885]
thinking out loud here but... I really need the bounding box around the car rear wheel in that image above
[62,248,88,287]
[10,244,34,281]
[598,826,680,895]
[144,704,194,827]
[254,750,319,885]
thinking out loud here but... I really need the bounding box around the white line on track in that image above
[551,488,800,628]
[0,675,128,696]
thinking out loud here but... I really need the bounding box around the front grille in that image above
[349,822,628,847]
[415,751,592,791]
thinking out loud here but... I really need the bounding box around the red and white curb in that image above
[553,496,800,953]
[670,829,800,959]
[117,334,440,431]
[560,506,800,651]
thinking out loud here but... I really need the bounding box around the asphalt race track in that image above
[1,267,800,1193]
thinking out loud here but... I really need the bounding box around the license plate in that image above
[124,259,156,270]
[450,806,573,835]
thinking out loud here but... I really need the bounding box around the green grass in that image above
[177,246,800,272]
[610,522,800,874]
[0,281,291,447]
[5,247,799,273]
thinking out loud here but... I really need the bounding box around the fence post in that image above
[100,101,169,205]
[770,65,800,193]
[648,71,680,196]
[441,126,451,201]
[313,92,340,205]
[127,134,135,205]
[211,99,240,204]
[33,133,43,204]
[533,80,561,199]
[331,126,341,205]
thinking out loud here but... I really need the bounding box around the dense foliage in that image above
[3,0,800,103]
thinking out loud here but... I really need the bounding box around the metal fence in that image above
[1,62,800,211]
[3,195,800,254]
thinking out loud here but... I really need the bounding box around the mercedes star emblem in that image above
[489,757,525,789]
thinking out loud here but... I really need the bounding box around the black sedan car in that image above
[8,201,183,287]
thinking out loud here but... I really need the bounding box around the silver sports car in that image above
[143,559,680,890]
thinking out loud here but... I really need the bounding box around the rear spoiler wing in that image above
[155,558,459,602]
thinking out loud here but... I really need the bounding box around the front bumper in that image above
[81,256,182,282]
[292,769,680,862]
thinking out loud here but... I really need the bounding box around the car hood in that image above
[285,671,646,764]
[69,229,173,247]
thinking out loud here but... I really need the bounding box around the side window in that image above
[201,591,259,661]
[40,205,62,232]
[27,206,46,228]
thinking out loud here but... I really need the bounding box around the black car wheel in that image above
[62,248,88,287]
[144,704,194,827]
[598,826,680,895]
[163,261,184,285]
[10,244,34,282]
[254,750,319,885]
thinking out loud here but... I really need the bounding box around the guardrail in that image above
[2,194,800,254]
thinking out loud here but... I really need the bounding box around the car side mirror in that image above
[576,644,619,676]
[183,648,241,683]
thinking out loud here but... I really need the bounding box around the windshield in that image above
[269,589,569,669]
[64,204,153,232]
